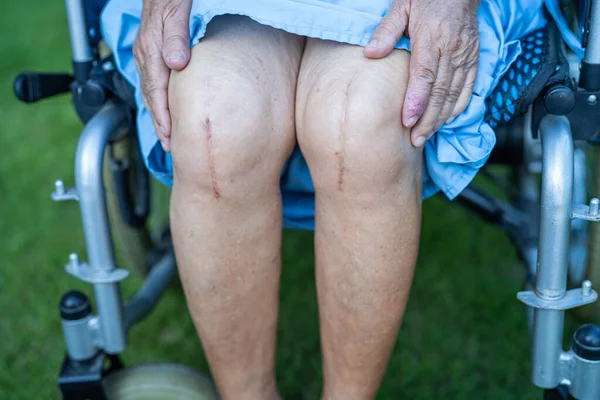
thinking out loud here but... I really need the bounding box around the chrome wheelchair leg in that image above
[56,100,178,356]
[55,101,178,358]
[532,115,575,388]
[70,101,130,354]
[517,115,600,399]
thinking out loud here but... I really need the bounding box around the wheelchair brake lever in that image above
[13,72,74,103]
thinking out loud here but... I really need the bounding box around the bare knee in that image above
[297,76,422,201]
[169,78,295,200]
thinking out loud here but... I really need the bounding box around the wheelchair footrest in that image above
[517,281,597,310]
[65,253,129,284]
[571,199,600,222]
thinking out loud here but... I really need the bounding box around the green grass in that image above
[0,1,561,399]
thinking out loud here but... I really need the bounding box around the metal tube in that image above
[124,251,177,330]
[61,316,96,360]
[93,283,126,354]
[584,0,600,65]
[75,102,127,353]
[531,115,574,388]
[535,115,574,298]
[570,353,600,400]
[532,309,565,388]
[76,102,125,271]
[65,0,92,63]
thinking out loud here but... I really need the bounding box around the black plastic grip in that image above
[13,72,73,103]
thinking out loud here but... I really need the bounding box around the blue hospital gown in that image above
[100,0,583,230]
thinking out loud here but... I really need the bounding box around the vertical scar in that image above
[337,71,359,190]
[335,151,344,188]
[204,116,221,199]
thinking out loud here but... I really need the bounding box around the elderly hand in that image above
[133,0,192,152]
[364,0,480,147]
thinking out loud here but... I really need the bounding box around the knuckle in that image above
[414,66,437,85]
[448,37,465,53]
[376,21,398,38]
[446,88,461,103]
[143,83,162,99]
[429,86,449,104]
[162,1,186,23]
[164,33,187,48]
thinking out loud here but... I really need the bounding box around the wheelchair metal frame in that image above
[14,0,600,398]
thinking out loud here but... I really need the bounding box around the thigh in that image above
[296,39,421,193]
[169,16,305,192]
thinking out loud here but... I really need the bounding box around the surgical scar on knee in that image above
[337,73,359,189]
[204,116,221,199]
[335,151,344,188]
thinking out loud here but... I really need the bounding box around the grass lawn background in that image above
[0,1,566,398]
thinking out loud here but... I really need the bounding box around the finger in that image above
[448,64,478,121]
[402,39,440,130]
[364,1,408,59]
[141,55,172,149]
[433,67,467,132]
[148,107,171,152]
[145,99,172,152]
[162,0,192,70]
[141,86,170,151]
[410,54,453,147]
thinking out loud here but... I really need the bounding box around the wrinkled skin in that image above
[364,0,481,147]
[134,0,481,151]
[133,0,192,152]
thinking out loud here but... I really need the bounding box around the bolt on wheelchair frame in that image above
[11,0,600,398]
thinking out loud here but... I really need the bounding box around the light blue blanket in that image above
[101,0,583,230]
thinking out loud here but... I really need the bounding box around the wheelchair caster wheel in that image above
[103,363,218,400]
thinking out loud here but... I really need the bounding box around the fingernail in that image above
[405,114,418,128]
[160,141,167,151]
[413,136,427,147]
[167,51,185,61]
[159,125,167,135]
[366,39,380,50]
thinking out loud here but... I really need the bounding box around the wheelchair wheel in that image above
[103,363,218,400]
[104,131,171,277]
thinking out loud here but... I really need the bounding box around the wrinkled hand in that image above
[133,0,192,152]
[364,0,480,147]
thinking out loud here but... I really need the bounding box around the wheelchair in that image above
[11,0,600,398]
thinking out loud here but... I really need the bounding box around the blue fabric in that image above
[100,0,580,230]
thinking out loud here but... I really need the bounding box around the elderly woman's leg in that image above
[296,40,422,399]
[168,16,304,400]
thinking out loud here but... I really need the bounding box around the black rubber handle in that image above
[13,72,73,103]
